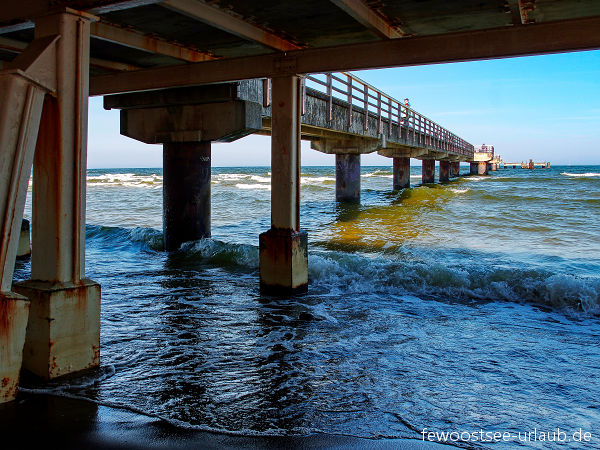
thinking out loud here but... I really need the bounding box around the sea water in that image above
[14,165,600,448]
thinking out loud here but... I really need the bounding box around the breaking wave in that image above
[561,172,600,178]
[85,225,600,315]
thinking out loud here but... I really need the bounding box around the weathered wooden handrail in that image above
[263,72,474,157]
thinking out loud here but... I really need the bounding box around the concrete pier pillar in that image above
[422,159,435,184]
[335,154,361,203]
[470,162,478,174]
[163,141,211,251]
[393,157,410,189]
[478,161,488,175]
[259,76,308,295]
[439,161,450,182]
[14,10,100,380]
[451,162,460,178]
[491,163,498,171]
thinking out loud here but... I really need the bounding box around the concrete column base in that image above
[0,292,29,403]
[470,162,478,174]
[335,154,360,203]
[17,219,31,258]
[478,161,488,175]
[422,160,435,184]
[439,160,450,182]
[13,279,100,380]
[259,229,308,295]
[393,157,410,189]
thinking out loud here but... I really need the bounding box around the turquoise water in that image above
[15,165,600,448]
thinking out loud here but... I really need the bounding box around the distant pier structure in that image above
[469,144,502,175]
[503,160,551,169]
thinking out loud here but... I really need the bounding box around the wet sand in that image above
[0,393,449,449]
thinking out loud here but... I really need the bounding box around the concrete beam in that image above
[90,16,600,95]
[310,137,381,154]
[330,0,405,39]
[119,100,262,144]
[162,0,302,51]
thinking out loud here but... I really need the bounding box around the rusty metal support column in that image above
[0,69,49,403]
[163,141,211,251]
[393,156,410,190]
[14,9,100,380]
[422,159,435,184]
[439,160,450,182]
[259,75,308,295]
[335,154,361,203]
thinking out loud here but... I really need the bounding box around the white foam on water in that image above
[561,172,600,178]
[362,170,393,178]
[213,173,250,181]
[235,183,271,190]
[250,175,271,183]
[87,173,162,187]
[301,176,335,185]
[449,188,470,194]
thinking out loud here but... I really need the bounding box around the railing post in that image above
[388,97,392,137]
[301,77,306,115]
[377,92,382,135]
[326,73,332,122]
[347,74,352,127]
[262,78,271,107]
[363,85,368,131]
[397,104,402,139]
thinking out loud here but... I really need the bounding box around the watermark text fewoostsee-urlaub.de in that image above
[421,428,593,444]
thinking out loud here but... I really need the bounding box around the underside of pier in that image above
[1,0,599,403]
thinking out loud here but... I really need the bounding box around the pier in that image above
[503,160,551,169]
[1,0,599,404]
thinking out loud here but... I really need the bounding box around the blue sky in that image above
[88,49,600,168]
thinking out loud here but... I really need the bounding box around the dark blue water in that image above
[15,165,600,448]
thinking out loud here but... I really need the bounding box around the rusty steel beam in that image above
[162,0,302,51]
[90,16,600,96]
[91,21,217,62]
[330,0,405,39]
[0,36,140,72]
[0,19,217,63]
